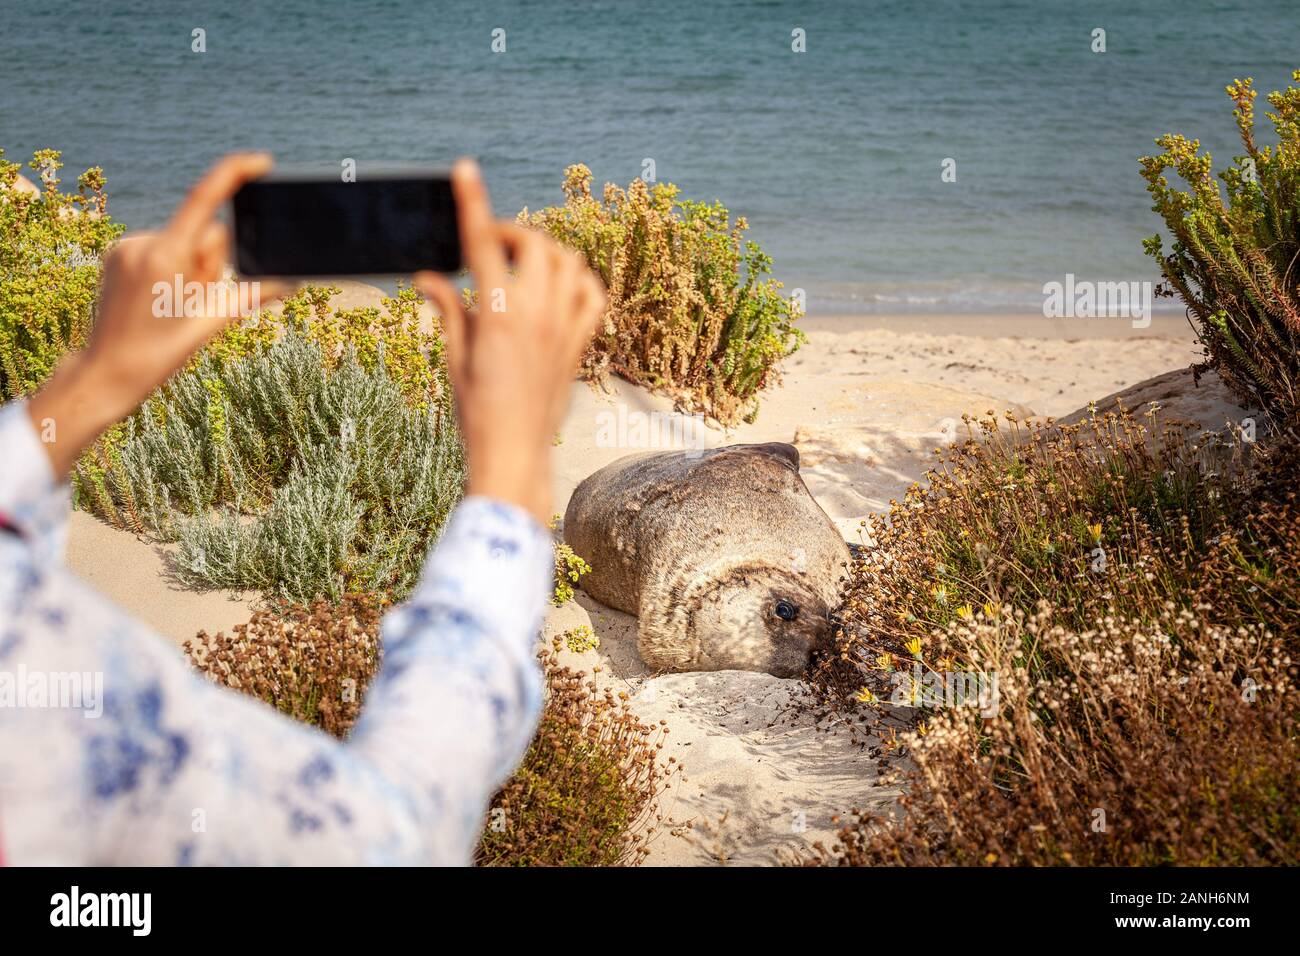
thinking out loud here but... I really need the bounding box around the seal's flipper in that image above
[636,556,709,672]
[636,605,696,673]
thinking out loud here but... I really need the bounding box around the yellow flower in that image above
[563,625,599,655]
[985,852,998,864]
[875,653,894,671]
[916,721,928,736]
[905,636,923,659]
[931,585,948,606]
[956,604,974,620]
[1088,522,1103,542]
[855,686,879,705]
[982,600,1000,619]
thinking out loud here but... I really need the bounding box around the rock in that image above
[1059,366,1258,437]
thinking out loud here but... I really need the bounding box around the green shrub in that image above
[79,325,465,604]
[1141,70,1300,420]
[551,514,591,606]
[521,164,805,425]
[0,148,123,398]
[244,284,447,410]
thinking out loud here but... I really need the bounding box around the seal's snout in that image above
[768,634,822,678]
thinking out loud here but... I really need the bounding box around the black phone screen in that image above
[232,173,460,276]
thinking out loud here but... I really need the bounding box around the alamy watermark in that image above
[50,886,150,936]
[152,273,261,318]
[0,664,103,718]
[595,404,709,457]
[1042,274,1152,329]
[890,664,999,717]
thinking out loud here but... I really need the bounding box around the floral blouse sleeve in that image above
[0,399,552,865]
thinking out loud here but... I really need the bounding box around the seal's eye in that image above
[774,599,798,621]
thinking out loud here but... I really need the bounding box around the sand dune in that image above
[550,314,1200,530]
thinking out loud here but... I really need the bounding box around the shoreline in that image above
[798,309,1199,341]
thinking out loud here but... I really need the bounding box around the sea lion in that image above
[563,442,851,678]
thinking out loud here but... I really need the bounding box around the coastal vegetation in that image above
[522,164,805,425]
[185,600,678,866]
[1142,70,1300,421]
[0,148,123,399]
[2,149,684,864]
[8,120,1297,866]
[475,638,679,866]
[75,287,464,604]
[813,405,1298,866]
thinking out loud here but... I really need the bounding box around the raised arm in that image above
[0,156,604,864]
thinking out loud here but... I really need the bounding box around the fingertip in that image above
[215,152,272,179]
[452,157,480,183]
[246,152,274,176]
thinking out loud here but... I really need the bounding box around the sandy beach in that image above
[64,298,1218,864]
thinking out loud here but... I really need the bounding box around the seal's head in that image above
[639,562,839,678]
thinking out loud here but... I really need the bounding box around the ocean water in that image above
[1,0,1296,313]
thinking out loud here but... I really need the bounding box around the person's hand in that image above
[85,153,285,415]
[28,153,284,476]
[414,159,605,524]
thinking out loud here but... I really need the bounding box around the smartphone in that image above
[231,165,460,277]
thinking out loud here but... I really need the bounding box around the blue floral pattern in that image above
[0,400,552,865]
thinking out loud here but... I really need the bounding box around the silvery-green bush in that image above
[88,331,464,603]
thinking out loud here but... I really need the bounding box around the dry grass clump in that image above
[187,611,677,865]
[186,598,383,737]
[477,640,680,866]
[521,164,805,425]
[811,409,1299,865]
[820,605,1297,866]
